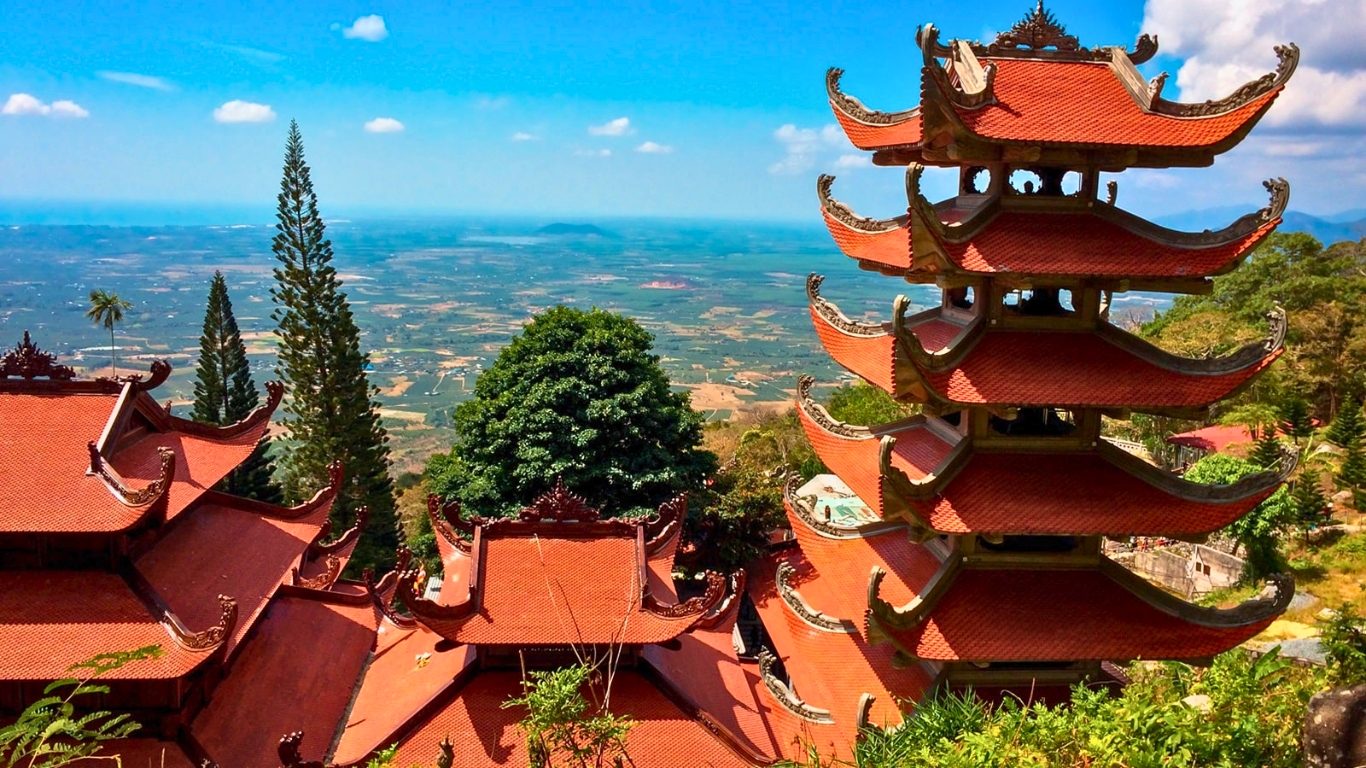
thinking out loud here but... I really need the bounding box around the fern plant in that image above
[0,645,164,768]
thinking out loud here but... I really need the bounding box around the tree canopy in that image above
[193,271,279,502]
[427,305,715,518]
[271,120,396,569]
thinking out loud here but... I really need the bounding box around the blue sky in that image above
[1,0,1360,223]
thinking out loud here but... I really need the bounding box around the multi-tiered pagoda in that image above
[749,3,1301,758]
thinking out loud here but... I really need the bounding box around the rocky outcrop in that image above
[1304,685,1366,768]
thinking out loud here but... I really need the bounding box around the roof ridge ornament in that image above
[643,570,727,619]
[1152,44,1298,117]
[88,443,176,507]
[818,175,903,233]
[756,647,836,724]
[644,494,686,554]
[695,570,747,631]
[427,493,478,553]
[797,374,873,439]
[825,68,920,126]
[97,359,172,394]
[519,477,599,522]
[776,561,857,633]
[994,1,1079,52]
[168,594,237,651]
[806,274,887,338]
[0,331,75,380]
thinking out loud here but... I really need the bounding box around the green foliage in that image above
[688,462,785,572]
[1144,234,1366,420]
[428,305,715,518]
[1249,426,1283,472]
[0,645,165,768]
[1185,454,1294,579]
[1328,398,1366,504]
[271,120,397,570]
[829,650,1320,768]
[193,271,280,503]
[502,663,634,768]
[1279,397,1314,441]
[825,382,914,427]
[1292,476,1328,537]
[1322,602,1366,687]
[85,289,132,375]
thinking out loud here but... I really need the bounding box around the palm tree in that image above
[86,290,132,376]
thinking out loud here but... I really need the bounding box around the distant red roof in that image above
[1167,424,1254,453]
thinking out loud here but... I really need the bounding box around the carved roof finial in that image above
[1,331,75,381]
[995,1,1079,51]
[518,477,599,523]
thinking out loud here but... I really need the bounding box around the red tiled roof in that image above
[831,106,922,151]
[643,617,781,762]
[796,406,952,520]
[748,553,932,761]
[389,670,753,768]
[820,210,909,270]
[783,503,941,620]
[417,527,707,646]
[921,331,1279,409]
[111,424,265,523]
[921,450,1276,536]
[939,214,1278,278]
[954,59,1280,148]
[0,393,145,533]
[878,567,1275,662]
[135,495,332,656]
[821,207,1279,279]
[0,571,217,680]
[809,309,897,396]
[193,595,377,768]
[333,624,475,765]
[835,59,1281,152]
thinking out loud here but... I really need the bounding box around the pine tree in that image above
[192,271,280,503]
[1250,424,1283,472]
[1293,474,1328,544]
[1279,397,1315,442]
[270,121,397,569]
[1329,397,1366,504]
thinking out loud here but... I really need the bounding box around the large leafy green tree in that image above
[1184,453,1294,579]
[192,271,280,502]
[427,305,716,518]
[1328,396,1366,505]
[271,120,396,568]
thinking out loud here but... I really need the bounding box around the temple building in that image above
[747,2,1301,759]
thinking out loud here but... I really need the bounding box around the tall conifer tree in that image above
[270,121,397,568]
[192,271,280,502]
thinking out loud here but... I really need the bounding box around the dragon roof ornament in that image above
[290,555,343,592]
[826,68,920,126]
[807,274,887,338]
[643,570,727,620]
[915,12,1158,63]
[757,647,836,724]
[797,374,873,439]
[1152,44,1298,118]
[427,493,477,554]
[88,443,176,508]
[644,494,686,555]
[776,561,857,633]
[695,570,746,631]
[308,505,369,558]
[167,594,238,651]
[818,175,904,233]
[995,1,1077,52]
[518,477,598,522]
[363,547,417,629]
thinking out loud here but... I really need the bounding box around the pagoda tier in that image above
[819,172,1288,291]
[865,547,1293,664]
[807,275,1284,417]
[828,11,1297,168]
[794,379,1293,538]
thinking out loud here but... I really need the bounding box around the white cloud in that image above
[364,117,404,133]
[2,93,88,118]
[1143,0,1366,129]
[635,141,673,154]
[97,71,174,91]
[213,100,275,123]
[835,154,872,169]
[575,148,612,157]
[342,14,389,42]
[511,132,538,141]
[768,123,846,174]
[588,117,631,136]
[475,96,510,110]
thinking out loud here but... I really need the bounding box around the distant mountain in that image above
[1154,209,1366,246]
[537,223,616,237]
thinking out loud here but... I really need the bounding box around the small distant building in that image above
[1167,424,1255,468]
